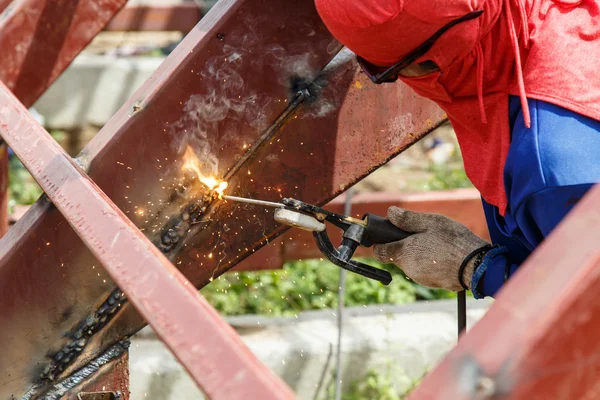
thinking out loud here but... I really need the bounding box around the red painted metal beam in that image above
[0,0,11,14]
[0,144,7,236]
[235,189,488,271]
[69,352,130,400]
[0,81,293,399]
[105,4,203,33]
[409,184,600,399]
[0,0,126,243]
[0,0,127,107]
[0,0,347,397]
[0,1,131,395]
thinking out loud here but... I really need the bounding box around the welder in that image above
[314,0,600,298]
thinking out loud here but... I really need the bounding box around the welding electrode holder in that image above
[362,214,413,246]
[280,198,412,285]
[313,214,412,285]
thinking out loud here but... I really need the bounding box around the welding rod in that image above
[222,48,351,182]
[222,195,284,209]
[222,91,308,181]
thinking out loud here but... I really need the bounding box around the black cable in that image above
[458,290,467,337]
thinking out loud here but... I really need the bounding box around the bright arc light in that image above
[182,146,228,196]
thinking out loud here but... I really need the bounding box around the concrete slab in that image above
[130,299,492,399]
[33,55,164,129]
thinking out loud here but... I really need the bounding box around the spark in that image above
[182,146,228,196]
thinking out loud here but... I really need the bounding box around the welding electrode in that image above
[223,195,326,232]
[222,195,284,209]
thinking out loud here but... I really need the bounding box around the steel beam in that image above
[0,0,345,396]
[70,351,130,400]
[0,0,131,395]
[0,143,7,236]
[0,81,293,399]
[0,0,127,107]
[409,184,600,399]
[0,0,444,397]
[0,0,127,241]
[0,0,128,232]
[235,189,488,271]
[0,0,11,14]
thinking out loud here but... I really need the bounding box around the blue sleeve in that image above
[472,184,593,298]
[471,97,600,298]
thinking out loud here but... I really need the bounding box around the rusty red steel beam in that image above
[0,82,293,399]
[0,0,445,397]
[0,0,127,107]
[0,0,131,395]
[0,0,127,240]
[0,0,348,397]
[234,189,488,271]
[0,145,7,236]
[67,351,130,400]
[105,4,203,32]
[0,0,11,14]
[409,184,600,399]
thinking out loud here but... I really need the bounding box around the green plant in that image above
[49,129,67,143]
[422,143,473,191]
[424,163,473,191]
[8,130,67,210]
[201,258,454,317]
[8,156,42,207]
[324,365,424,400]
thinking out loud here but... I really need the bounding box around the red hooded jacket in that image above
[315,0,600,215]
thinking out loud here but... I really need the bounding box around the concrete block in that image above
[33,55,164,129]
[129,299,492,399]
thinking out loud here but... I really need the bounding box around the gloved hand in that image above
[374,207,489,291]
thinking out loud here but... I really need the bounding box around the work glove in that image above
[373,207,489,291]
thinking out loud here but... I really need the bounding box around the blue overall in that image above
[471,96,600,298]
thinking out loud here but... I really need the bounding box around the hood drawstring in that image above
[475,43,488,123]
[476,0,530,126]
[505,0,531,128]
[515,0,530,48]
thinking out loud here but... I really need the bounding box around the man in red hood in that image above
[315,0,600,298]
